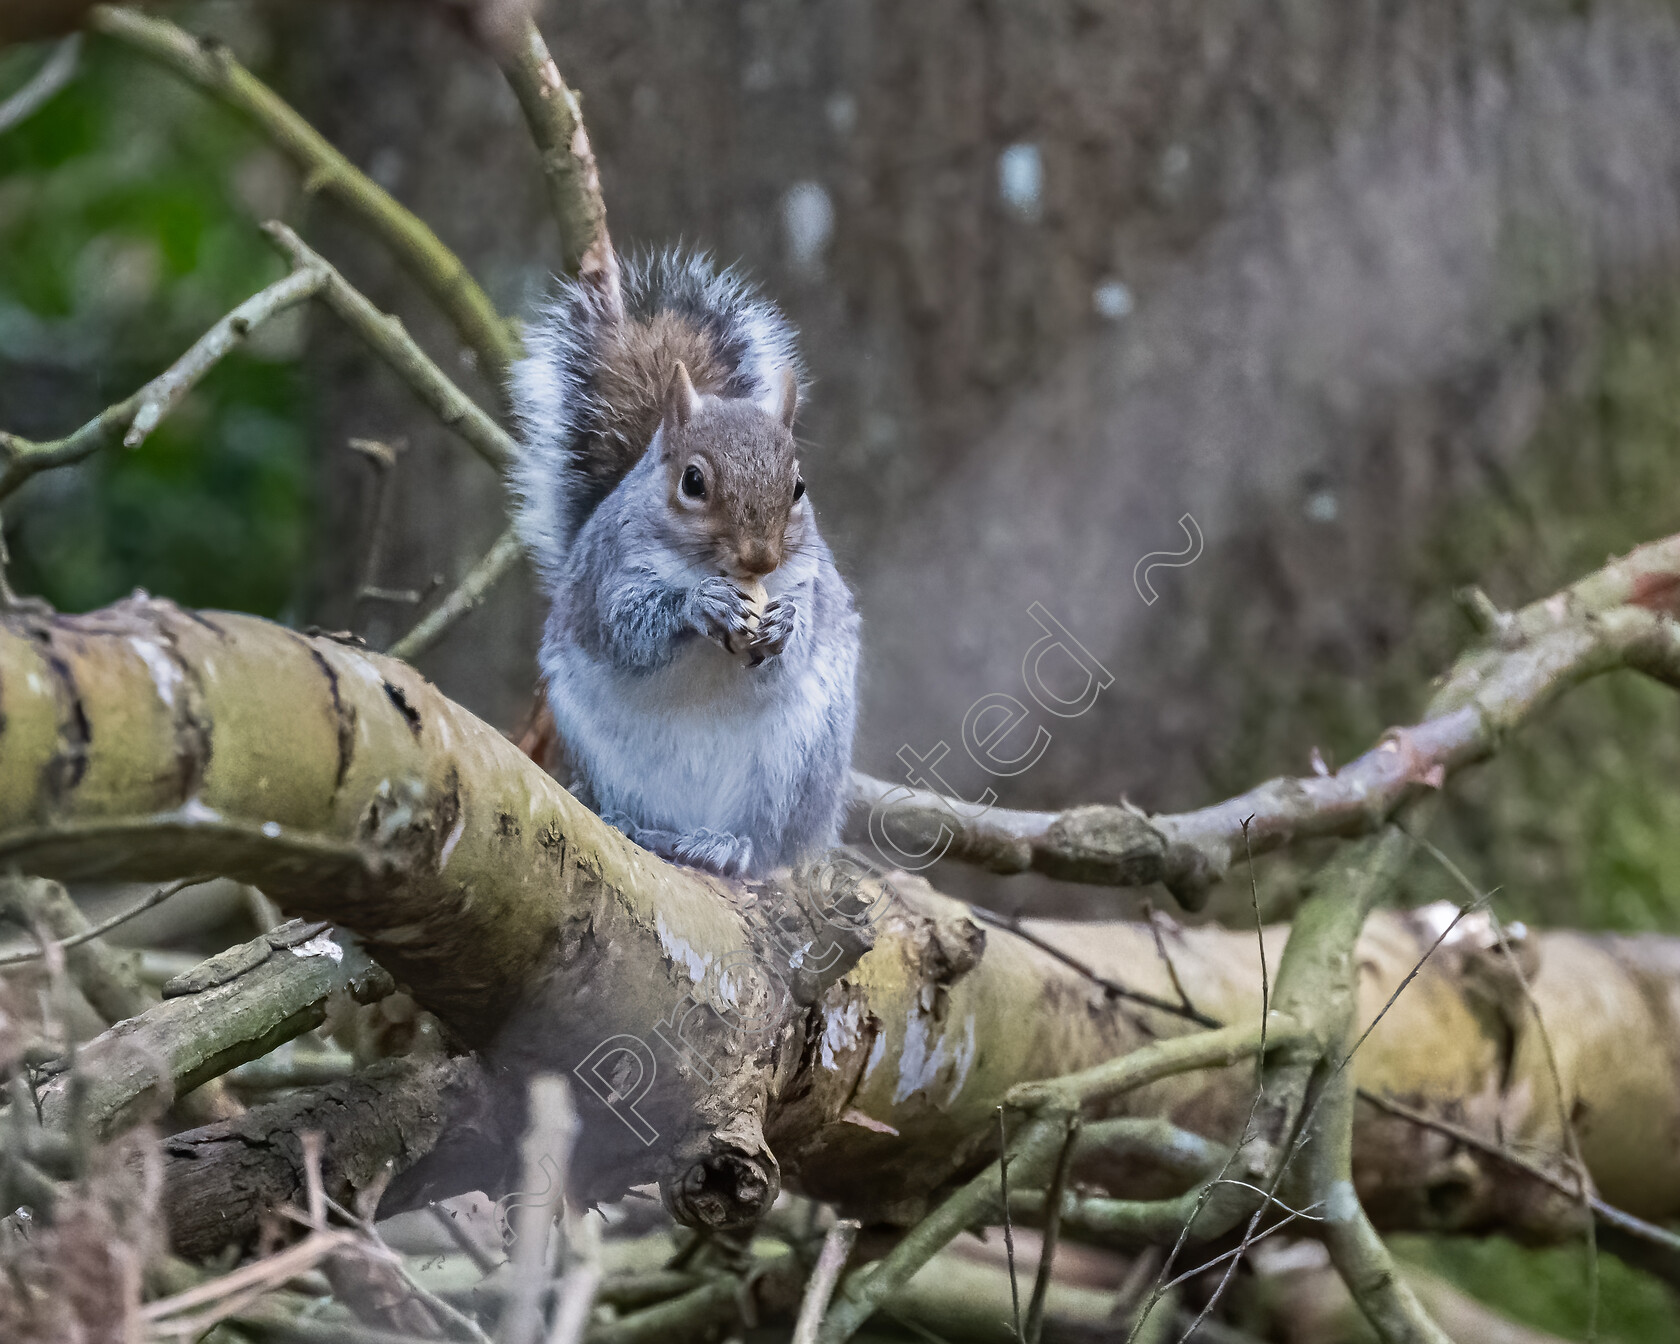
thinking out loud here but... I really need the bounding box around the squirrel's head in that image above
[657,360,808,582]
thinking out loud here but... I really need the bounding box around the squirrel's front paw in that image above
[746,596,798,666]
[689,576,759,656]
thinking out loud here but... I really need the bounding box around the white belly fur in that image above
[547,633,835,836]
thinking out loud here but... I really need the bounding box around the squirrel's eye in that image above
[793,477,806,502]
[681,465,706,499]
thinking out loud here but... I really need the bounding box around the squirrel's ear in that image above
[772,364,798,430]
[663,361,699,437]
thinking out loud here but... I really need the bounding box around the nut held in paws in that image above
[742,580,768,635]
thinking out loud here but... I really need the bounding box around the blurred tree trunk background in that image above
[278,0,1680,927]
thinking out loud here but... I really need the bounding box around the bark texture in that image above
[158,1055,480,1259]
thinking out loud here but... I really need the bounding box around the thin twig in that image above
[1360,1092,1680,1257]
[1159,1204,1324,1293]
[386,524,524,662]
[0,268,324,498]
[356,1220,491,1343]
[998,1106,1023,1342]
[428,1201,501,1277]
[351,437,409,619]
[792,1218,860,1344]
[969,903,1220,1028]
[141,1230,358,1322]
[1206,1182,1325,1222]
[1025,1117,1080,1344]
[818,1119,1069,1343]
[0,34,80,135]
[291,1189,494,1344]
[1144,899,1201,1020]
[1409,836,1599,1341]
[137,267,330,450]
[1241,818,1268,1087]
[1125,1058,1263,1329]
[263,223,518,472]
[0,876,209,966]
[1339,891,1489,1070]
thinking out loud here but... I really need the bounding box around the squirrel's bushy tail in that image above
[510,250,805,593]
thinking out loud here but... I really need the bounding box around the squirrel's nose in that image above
[735,540,780,579]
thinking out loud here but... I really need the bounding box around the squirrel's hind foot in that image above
[599,810,754,878]
[668,827,755,877]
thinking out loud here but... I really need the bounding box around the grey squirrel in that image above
[510,251,860,878]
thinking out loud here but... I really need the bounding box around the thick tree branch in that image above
[498,19,616,300]
[35,919,392,1140]
[159,1055,485,1261]
[0,595,828,1225]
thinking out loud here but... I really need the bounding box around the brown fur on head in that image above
[660,360,805,581]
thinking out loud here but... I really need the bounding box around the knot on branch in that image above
[663,1115,780,1230]
[738,854,885,1006]
[1400,903,1540,1067]
[1042,805,1167,886]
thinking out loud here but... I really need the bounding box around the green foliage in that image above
[1393,1234,1680,1343]
[0,29,308,616]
